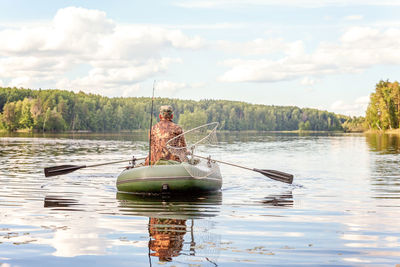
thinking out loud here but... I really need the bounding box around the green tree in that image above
[179,109,207,130]
[366,80,400,130]
[19,98,34,129]
[2,102,18,131]
[0,86,355,132]
[44,108,66,131]
[30,98,43,130]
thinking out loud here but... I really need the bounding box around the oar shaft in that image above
[192,154,293,184]
[193,154,253,171]
[45,157,147,177]
[86,157,146,168]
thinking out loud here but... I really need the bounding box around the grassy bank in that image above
[0,128,33,133]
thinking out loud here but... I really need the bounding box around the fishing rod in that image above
[148,81,156,166]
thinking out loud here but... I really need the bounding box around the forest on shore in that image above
[0,87,361,132]
[366,80,400,130]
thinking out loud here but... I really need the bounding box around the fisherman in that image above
[145,105,187,165]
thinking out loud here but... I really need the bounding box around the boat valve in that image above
[161,183,170,193]
[207,155,212,168]
[128,156,136,169]
[190,146,196,164]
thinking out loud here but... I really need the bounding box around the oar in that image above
[44,157,146,177]
[193,154,293,184]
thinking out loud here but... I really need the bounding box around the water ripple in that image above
[1,133,400,266]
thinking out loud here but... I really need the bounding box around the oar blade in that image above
[254,168,294,184]
[44,165,85,177]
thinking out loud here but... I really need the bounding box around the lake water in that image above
[0,132,400,266]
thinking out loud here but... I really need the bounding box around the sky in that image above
[1,1,400,116]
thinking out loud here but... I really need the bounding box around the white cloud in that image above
[174,1,220,8]
[58,58,181,88]
[174,0,400,8]
[301,77,317,86]
[156,80,188,94]
[9,76,35,88]
[219,59,289,82]
[172,22,246,30]
[217,38,304,56]
[154,80,207,98]
[344,15,364,21]
[0,6,204,92]
[0,7,115,57]
[121,84,141,97]
[330,95,370,116]
[220,26,400,83]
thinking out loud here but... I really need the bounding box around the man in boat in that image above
[145,105,187,165]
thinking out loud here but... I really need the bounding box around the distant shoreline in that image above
[4,129,399,136]
[0,128,358,134]
[0,87,356,133]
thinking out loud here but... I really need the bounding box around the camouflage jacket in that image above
[145,119,186,165]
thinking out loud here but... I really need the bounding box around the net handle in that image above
[166,122,219,150]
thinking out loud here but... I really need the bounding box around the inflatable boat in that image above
[116,161,222,194]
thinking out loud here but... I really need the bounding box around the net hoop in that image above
[167,122,219,148]
[166,122,220,179]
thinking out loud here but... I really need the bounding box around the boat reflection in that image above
[261,192,293,207]
[117,192,222,263]
[116,192,222,219]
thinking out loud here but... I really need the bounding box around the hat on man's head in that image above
[159,105,173,118]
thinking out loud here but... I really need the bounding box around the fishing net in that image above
[166,122,220,179]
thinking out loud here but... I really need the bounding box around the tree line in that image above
[366,80,400,130]
[0,87,358,132]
